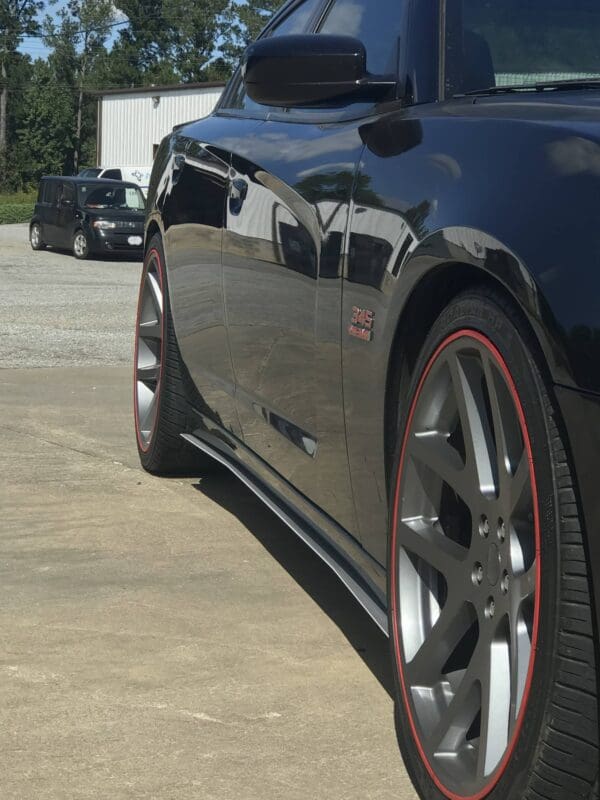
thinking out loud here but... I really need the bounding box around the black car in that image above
[30,177,145,259]
[133,1,600,798]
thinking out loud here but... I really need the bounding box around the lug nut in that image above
[497,518,506,542]
[501,571,510,595]
[485,597,496,619]
[472,562,484,586]
[479,515,490,538]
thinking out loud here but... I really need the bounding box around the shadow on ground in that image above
[192,464,395,699]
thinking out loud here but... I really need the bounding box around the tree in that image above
[222,0,284,66]
[163,0,229,82]
[17,57,76,182]
[0,0,43,173]
[108,0,231,84]
[44,0,116,172]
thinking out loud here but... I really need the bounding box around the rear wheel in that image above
[30,222,45,250]
[134,233,207,475]
[389,290,598,800]
[72,229,90,260]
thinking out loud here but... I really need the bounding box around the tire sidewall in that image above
[30,222,43,250]
[389,294,559,800]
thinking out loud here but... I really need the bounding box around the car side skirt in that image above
[182,431,389,635]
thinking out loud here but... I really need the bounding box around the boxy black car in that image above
[30,177,145,259]
[134,0,600,798]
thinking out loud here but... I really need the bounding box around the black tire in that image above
[72,229,90,260]
[134,233,208,475]
[389,289,598,800]
[30,222,45,250]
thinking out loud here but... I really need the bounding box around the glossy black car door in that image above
[220,0,405,535]
[222,114,363,531]
[57,181,76,248]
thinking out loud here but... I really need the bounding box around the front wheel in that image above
[389,290,598,800]
[72,229,90,260]
[134,234,207,474]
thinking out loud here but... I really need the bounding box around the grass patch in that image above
[0,190,37,204]
[0,203,35,224]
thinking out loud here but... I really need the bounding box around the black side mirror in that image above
[242,34,396,108]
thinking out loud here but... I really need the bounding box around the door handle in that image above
[229,178,248,215]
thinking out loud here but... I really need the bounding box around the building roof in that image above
[92,81,226,97]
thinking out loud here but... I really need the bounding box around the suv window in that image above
[61,182,76,204]
[318,0,403,76]
[103,169,122,180]
[40,180,59,205]
[445,0,600,97]
[222,0,323,113]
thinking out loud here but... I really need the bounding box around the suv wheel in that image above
[389,290,598,800]
[73,230,90,260]
[30,222,45,251]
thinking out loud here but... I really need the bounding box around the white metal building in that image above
[95,82,225,167]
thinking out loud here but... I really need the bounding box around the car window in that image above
[61,182,76,204]
[41,180,59,205]
[102,169,122,180]
[445,0,600,96]
[318,0,403,76]
[222,0,323,113]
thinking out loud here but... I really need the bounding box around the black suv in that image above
[30,177,145,260]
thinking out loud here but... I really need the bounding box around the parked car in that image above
[134,0,600,798]
[78,166,152,195]
[30,177,145,259]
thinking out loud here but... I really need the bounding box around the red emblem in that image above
[348,306,375,342]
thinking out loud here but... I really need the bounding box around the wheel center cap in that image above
[487,542,501,586]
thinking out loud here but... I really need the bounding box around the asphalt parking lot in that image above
[1,224,416,800]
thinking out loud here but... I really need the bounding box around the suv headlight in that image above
[92,220,116,230]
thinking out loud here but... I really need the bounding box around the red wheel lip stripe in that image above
[390,329,542,800]
[133,247,165,454]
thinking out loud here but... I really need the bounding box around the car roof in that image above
[41,176,140,189]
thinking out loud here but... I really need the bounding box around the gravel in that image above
[0,224,142,369]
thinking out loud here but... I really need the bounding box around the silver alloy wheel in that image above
[392,332,539,799]
[31,224,41,247]
[73,231,88,258]
[134,252,164,450]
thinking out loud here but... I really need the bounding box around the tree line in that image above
[0,0,284,191]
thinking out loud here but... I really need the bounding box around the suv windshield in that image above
[78,183,145,211]
[446,0,600,96]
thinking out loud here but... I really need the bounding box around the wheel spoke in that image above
[137,361,160,383]
[138,388,158,435]
[507,451,530,514]
[146,271,163,317]
[477,627,510,778]
[448,354,497,499]
[429,636,485,756]
[397,517,467,579]
[508,602,532,728]
[409,432,471,501]
[405,597,474,687]
[139,319,162,340]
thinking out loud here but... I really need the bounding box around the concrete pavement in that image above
[1,225,417,800]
